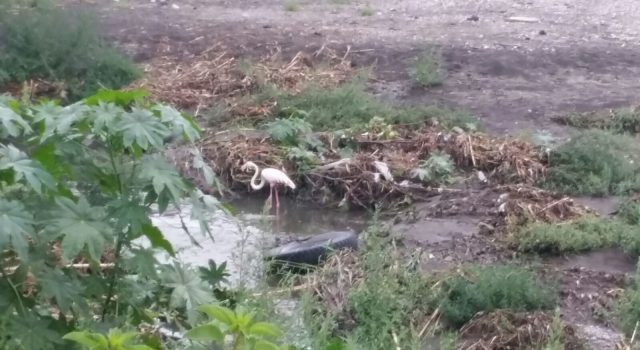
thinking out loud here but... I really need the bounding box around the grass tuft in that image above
[542,130,640,196]
[414,50,444,87]
[283,0,301,11]
[0,0,140,101]
[439,264,557,328]
[359,5,374,16]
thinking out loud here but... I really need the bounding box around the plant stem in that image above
[102,140,126,320]
[101,230,124,321]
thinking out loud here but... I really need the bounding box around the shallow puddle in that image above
[147,196,367,286]
[394,215,481,245]
[546,248,636,275]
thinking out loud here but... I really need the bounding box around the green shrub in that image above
[0,0,140,101]
[345,235,437,349]
[542,130,640,195]
[619,199,640,225]
[439,264,557,328]
[267,77,478,131]
[411,151,455,185]
[414,51,443,87]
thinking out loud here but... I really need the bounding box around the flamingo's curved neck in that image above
[248,163,265,190]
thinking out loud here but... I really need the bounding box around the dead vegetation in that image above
[458,310,584,350]
[194,126,550,210]
[131,47,352,117]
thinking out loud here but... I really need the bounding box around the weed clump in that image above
[555,107,640,134]
[514,217,621,254]
[439,264,557,328]
[618,263,640,336]
[0,1,140,101]
[414,51,444,87]
[542,130,640,196]
[267,77,478,130]
[513,216,640,255]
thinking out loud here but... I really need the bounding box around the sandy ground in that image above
[71,0,640,136]
[63,0,640,347]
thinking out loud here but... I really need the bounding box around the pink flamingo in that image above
[241,161,296,208]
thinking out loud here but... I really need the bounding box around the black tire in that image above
[264,231,358,266]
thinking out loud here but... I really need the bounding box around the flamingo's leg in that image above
[275,185,280,208]
[269,183,274,206]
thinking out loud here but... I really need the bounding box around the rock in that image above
[478,222,495,235]
[539,30,547,35]
[467,15,479,21]
[506,16,540,23]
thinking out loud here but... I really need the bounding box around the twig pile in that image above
[498,185,595,228]
[414,131,547,184]
[131,48,352,113]
[199,132,286,191]
[458,310,584,350]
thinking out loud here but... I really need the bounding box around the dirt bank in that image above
[68,0,640,135]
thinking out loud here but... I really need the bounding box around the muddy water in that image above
[148,197,367,286]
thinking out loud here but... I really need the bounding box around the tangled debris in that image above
[497,184,595,229]
[458,310,584,350]
[194,125,554,209]
[131,48,352,114]
[307,249,362,321]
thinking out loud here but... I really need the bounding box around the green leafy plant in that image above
[64,329,152,350]
[0,89,222,349]
[542,130,640,195]
[0,0,140,101]
[186,304,291,350]
[411,151,455,185]
[267,115,313,146]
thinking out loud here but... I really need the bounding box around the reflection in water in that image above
[145,196,367,287]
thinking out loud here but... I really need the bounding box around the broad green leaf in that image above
[31,102,86,139]
[0,199,35,259]
[38,269,83,314]
[191,148,224,195]
[50,196,112,261]
[162,262,215,312]
[154,104,200,142]
[90,101,123,133]
[84,89,149,107]
[129,345,156,350]
[107,329,137,348]
[253,340,282,350]
[198,304,236,326]
[10,312,62,350]
[64,331,109,348]
[139,156,189,200]
[141,223,175,256]
[185,324,224,342]
[117,108,170,150]
[0,104,31,136]
[249,322,282,338]
[0,144,55,193]
[109,199,151,236]
[125,248,158,279]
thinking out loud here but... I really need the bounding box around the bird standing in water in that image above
[241,161,296,208]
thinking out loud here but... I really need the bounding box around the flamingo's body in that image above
[241,161,295,208]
